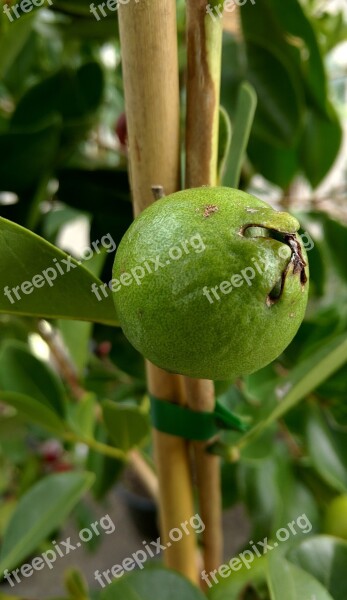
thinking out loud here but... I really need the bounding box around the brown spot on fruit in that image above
[203,204,219,218]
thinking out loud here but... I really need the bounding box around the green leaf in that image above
[247,40,303,146]
[0,340,66,418]
[68,394,96,438]
[9,63,104,157]
[42,207,85,245]
[223,81,257,188]
[287,302,347,364]
[87,423,124,501]
[315,11,347,54]
[222,3,341,190]
[247,137,299,188]
[102,401,150,452]
[241,0,329,116]
[265,0,329,114]
[221,36,245,117]
[244,363,279,405]
[300,236,326,298]
[0,217,119,326]
[322,216,347,283]
[287,535,347,600]
[207,556,267,599]
[52,0,99,16]
[0,472,95,574]
[217,106,232,184]
[267,554,334,600]
[65,568,89,600]
[60,13,119,41]
[0,316,28,344]
[245,39,303,146]
[0,13,36,80]
[0,593,24,600]
[318,371,347,417]
[100,566,206,600]
[239,446,319,540]
[59,319,93,375]
[58,251,108,373]
[306,405,347,493]
[221,34,303,147]
[221,462,239,509]
[238,453,279,540]
[11,62,104,129]
[57,167,131,212]
[0,120,61,194]
[238,333,347,450]
[239,0,305,146]
[0,391,65,435]
[299,106,342,188]
[103,328,145,380]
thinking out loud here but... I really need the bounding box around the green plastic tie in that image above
[149,394,248,441]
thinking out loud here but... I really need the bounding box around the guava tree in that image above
[0,1,347,599]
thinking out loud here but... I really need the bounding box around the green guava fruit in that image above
[112,187,309,380]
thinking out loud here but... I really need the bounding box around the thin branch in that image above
[37,321,160,503]
[129,449,160,503]
[37,320,85,401]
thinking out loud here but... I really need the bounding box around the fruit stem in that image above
[118,0,198,584]
[185,0,224,577]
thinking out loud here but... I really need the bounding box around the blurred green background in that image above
[0,1,347,598]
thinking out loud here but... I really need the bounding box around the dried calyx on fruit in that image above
[242,224,307,305]
[112,187,309,380]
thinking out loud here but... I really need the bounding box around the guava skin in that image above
[112,187,309,380]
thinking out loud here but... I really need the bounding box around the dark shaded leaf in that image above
[0,120,61,194]
[0,340,66,417]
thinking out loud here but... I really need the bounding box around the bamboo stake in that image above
[186,0,223,188]
[147,366,198,580]
[118,0,198,583]
[184,378,222,577]
[185,0,224,577]
[118,1,180,215]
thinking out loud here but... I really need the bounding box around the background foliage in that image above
[0,0,346,598]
